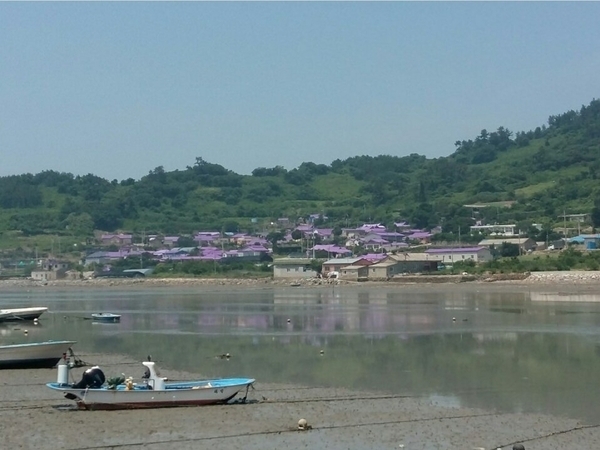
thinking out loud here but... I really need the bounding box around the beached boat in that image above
[47,360,255,410]
[0,307,48,322]
[91,313,121,323]
[0,340,76,369]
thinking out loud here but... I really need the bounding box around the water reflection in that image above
[2,286,600,423]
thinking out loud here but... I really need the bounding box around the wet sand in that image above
[1,353,600,450]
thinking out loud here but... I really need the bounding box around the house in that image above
[194,232,221,246]
[338,264,370,281]
[568,234,600,250]
[31,270,59,282]
[100,233,133,246]
[368,253,441,279]
[162,236,181,248]
[425,246,493,263]
[360,234,389,251]
[311,245,352,259]
[322,257,370,276]
[478,238,536,253]
[272,258,317,279]
[560,213,590,223]
[31,258,70,281]
[406,231,433,244]
[469,224,517,236]
[40,259,69,271]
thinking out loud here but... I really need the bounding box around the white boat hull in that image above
[0,341,76,369]
[0,307,48,322]
[47,378,255,410]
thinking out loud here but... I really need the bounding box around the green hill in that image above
[1,98,600,249]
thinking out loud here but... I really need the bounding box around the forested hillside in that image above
[1,99,600,243]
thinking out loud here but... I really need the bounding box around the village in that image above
[2,210,598,284]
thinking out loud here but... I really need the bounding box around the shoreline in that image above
[0,352,597,450]
[1,270,600,291]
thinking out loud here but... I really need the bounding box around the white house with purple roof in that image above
[406,231,433,243]
[424,246,492,263]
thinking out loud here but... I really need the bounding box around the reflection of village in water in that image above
[125,288,600,346]
[6,287,600,423]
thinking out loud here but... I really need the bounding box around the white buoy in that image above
[298,418,308,430]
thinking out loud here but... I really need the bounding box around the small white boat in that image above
[0,307,48,322]
[47,359,255,410]
[0,340,76,369]
[91,313,121,323]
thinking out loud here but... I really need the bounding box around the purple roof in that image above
[425,247,485,253]
[362,253,387,261]
[314,228,333,236]
[312,244,351,254]
[358,223,385,231]
[408,232,432,239]
[296,225,314,232]
[242,245,270,252]
[361,237,389,244]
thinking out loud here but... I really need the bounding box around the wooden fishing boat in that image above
[47,359,255,410]
[0,307,48,322]
[0,340,76,369]
[91,313,121,323]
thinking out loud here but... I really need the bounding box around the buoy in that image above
[287,319,291,323]
[319,350,324,355]
[513,445,525,450]
[24,330,28,335]
[33,318,39,325]
[297,418,311,430]
[452,317,456,322]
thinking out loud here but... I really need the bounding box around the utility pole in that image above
[563,210,567,238]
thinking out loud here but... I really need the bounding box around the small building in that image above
[560,213,590,223]
[368,253,441,279]
[40,259,69,271]
[31,270,59,282]
[338,264,370,281]
[272,258,317,279]
[425,246,493,263]
[568,234,600,250]
[478,238,536,253]
[100,233,133,246]
[322,257,370,276]
[469,224,517,236]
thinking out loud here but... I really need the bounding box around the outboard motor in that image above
[72,366,106,389]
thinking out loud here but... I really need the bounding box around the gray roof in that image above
[272,258,313,265]
[323,258,361,265]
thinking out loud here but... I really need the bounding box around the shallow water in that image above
[3,284,600,424]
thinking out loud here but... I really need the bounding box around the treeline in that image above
[1,99,600,237]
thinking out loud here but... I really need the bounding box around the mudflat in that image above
[1,353,600,450]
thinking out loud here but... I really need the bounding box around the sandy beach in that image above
[1,352,600,450]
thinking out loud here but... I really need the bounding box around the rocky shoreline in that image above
[1,270,600,290]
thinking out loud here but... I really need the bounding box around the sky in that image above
[1,2,599,182]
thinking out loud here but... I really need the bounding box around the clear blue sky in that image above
[1,2,599,181]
